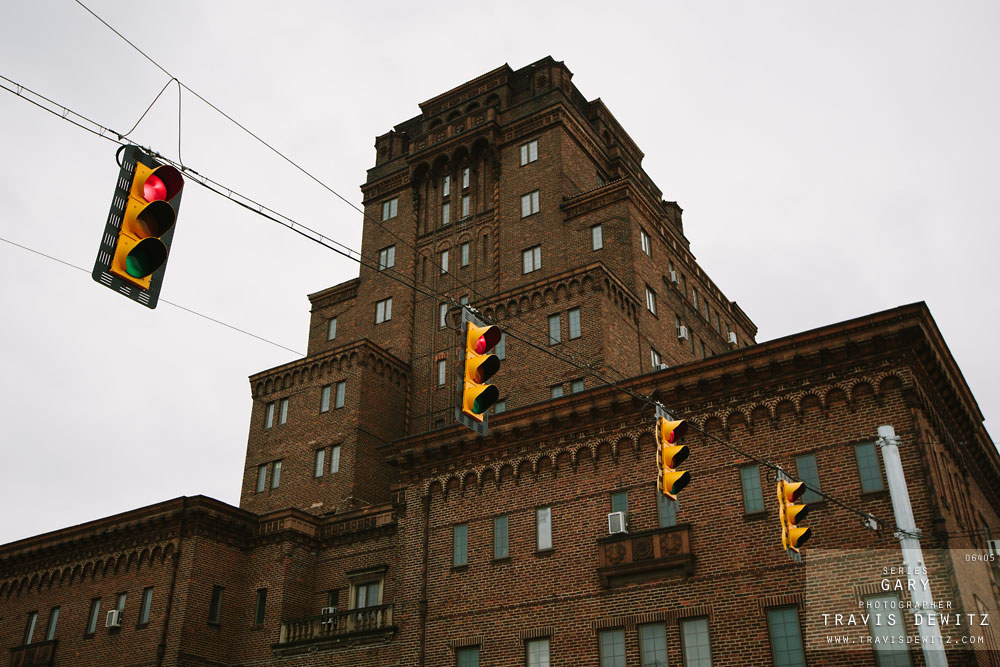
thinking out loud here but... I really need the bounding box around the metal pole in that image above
[878,424,947,666]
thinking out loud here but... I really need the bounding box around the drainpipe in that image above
[417,493,431,667]
[156,498,186,667]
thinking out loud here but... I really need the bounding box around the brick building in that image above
[3,57,999,667]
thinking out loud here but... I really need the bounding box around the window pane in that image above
[208,586,223,623]
[256,464,267,493]
[529,141,538,162]
[494,515,509,559]
[458,646,480,667]
[523,248,532,273]
[640,623,668,667]
[680,617,712,667]
[279,398,288,424]
[139,588,153,625]
[610,491,628,514]
[767,607,805,667]
[336,381,346,408]
[794,454,822,503]
[548,314,561,345]
[254,589,267,625]
[442,202,450,225]
[741,465,765,514]
[24,611,37,645]
[45,607,59,641]
[568,308,581,339]
[328,317,337,340]
[461,242,470,266]
[521,194,531,218]
[440,303,448,328]
[86,598,101,635]
[866,595,912,666]
[531,191,539,213]
[271,461,282,489]
[453,524,468,566]
[321,385,331,412]
[536,507,552,550]
[592,224,603,250]
[441,250,449,273]
[496,334,506,360]
[385,298,392,321]
[494,400,506,414]
[265,402,274,429]
[330,445,341,473]
[314,449,325,477]
[527,638,550,667]
[571,380,584,393]
[651,348,661,368]
[443,175,450,196]
[600,628,626,667]
[658,492,677,528]
[855,443,885,492]
[438,359,447,386]
[116,592,127,611]
[462,195,470,218]
[462,167,469,189]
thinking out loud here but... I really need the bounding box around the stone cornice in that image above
[418,65,512,117]
[308,278,359,312]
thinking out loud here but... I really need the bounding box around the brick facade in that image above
[3,58,998,667]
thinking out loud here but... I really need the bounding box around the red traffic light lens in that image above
[144,174,167,202]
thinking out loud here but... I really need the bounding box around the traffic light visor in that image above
[662,469,691,496]
[132,164,184,203]
[468,323,501,354]
[782,481,807,504]
[468,353,499,384]
[788,526,812,548]
[463,381,499,416]
[661,444,689,469]
[659,418,688,444]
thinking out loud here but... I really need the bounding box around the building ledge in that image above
[597,524,693,587]
[9,639,56,667]
[275,604,395,655]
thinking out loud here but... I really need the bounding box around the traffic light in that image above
[455,308,501,436]
[777,478,812,559]
[92,145,183,308]
[655,411,690,500]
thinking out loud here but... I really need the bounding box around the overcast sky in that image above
[1,1,996,546]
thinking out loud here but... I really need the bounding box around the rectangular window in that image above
[320,385,331,413]
[461,242,470,266]
[493,399,506,414]
[330,445,341,473]
[865,595,911,666]
[437,359,447,386]
[641,228,652,256]
[493,515,509,559]
[453,524,468,567]
[86,598,101,635]
[461,194,470,218]
[44,607,59,641]
[376,297,392,323]
[495,333,506,360]
[254,589,267,626]
[443,174,450,197]
[526,637,550,667]
[460,295,469,306]
[741,465,765,514]
[24,611,37,645]
[314,448,326,477]
[855,442,886,492]
[208,586,223,624]
[599,628,626,667]
[794,454,822,503]
[651,347,662,369]
[440,250,450,274]
[520,139,538,165]
[766,607,806,667]
[279,397,288,425]
[354,581,380,609]
[271,460,282,489]
[522,245,541,273]
[520,190,540,218]
[255,464,267,493]
[551,385,564,399]
[138,588,153,626]
[327,589,340,610]
[568,308,581,339]
[116,592,127,612]
[264,402,275,429]
[680,617,712,666]
[591,224,603,250]
[536,507,552,551]
[442,201,451,225]
[657,491,677,528]
[640,623,668,667]
[571,379,584,393]
[610,491,628,514]
[457,646,480,667]
[439,303,449,328]
[378,245,395,271]
[462,167,470,189]
[327,317,338,340]
[692,287,699,309]
[381,198,398,221]
[645,286,657,315]
[335,380,346,408]
[548,314,561,345]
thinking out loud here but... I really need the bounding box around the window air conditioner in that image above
[105,609,122,628]
[656,363,669,371]
[677,325,689,341]
[727,331,738,346]
[608,511,627,535]
[988,540,1000,557]
[320,606,338,616]
[669,270,679,284]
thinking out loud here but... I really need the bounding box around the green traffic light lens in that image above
[472,385,500,414]
[125,238,168,278]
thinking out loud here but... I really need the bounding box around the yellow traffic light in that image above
[655,416,690,500]
[460,319,501,423]
[778,479,812,554]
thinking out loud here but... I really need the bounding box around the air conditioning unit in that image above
[988,540,1000,557]
[320,606,338,616]
[727,331,738,346]
[656,363,669,371]
[105,609,122,628]
[668,270,679,284]
[677,325,689,341]
[608,511,628,535]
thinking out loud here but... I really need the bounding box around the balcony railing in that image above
[597,524,693,587]
[277,604,395,648]
[10,640,57,667]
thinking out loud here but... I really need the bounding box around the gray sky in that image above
[1,1,996,546]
